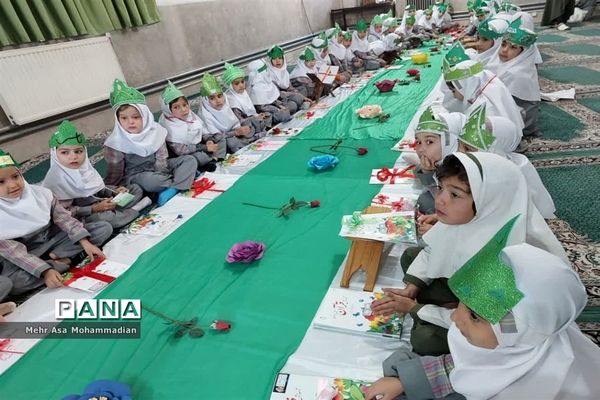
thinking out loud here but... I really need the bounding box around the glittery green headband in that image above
[49,120,87,148]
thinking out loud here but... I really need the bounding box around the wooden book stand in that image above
[340,206,391,292]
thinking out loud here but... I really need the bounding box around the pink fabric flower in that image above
[226,241,266,263]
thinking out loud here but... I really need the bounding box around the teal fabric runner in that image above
[297,52,445,140]
[0,64,441,399]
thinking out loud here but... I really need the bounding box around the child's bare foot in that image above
[0,302,16,317]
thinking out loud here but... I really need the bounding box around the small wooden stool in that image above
[340,206,390,292]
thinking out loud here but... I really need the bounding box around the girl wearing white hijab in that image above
[416,9,435,32]
[367,242,600,400]
[159,82,226,171]
[349,20,385,70]
[0,149,110,302]
[290,47,320,100]
[199,73,266,154]
[104,79,197,206]
[371,152,567,356]
[471,18,509,67]
[43,121,144,229]
[444,59,525,131]
[326,29,353,84]
[246,60,293,125]
[368,14,384,43]
[265,45,307,112]
[487,17,541,139]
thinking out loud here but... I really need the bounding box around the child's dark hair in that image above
[116,104,135,117]
[169,96,188,111]
[435,154,477,213]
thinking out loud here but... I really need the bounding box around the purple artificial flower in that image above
[226,241,266,263]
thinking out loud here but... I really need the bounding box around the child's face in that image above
[271,57,284,68]
[320,48,329,59]
[118,106,143,134]
[56,145,86,169]
[374,24,383,33]
[451,302,499,349]
[499,41,523,62]
[208,93,225,110]
[358,31,367,40]
[477,37,494,53]
[478,14,486,21]
[415,132,442,170]
[446,81,465,102]
[426,15,432,20]
[337,33,344,43]
[169,97,190,120]
[305,59,317,69]
[409,10,416,17]
[0,166,24,199]
[435,175,475,225]
[458,141,479,153]
[387,27,396,34]
[232,78,246,94]
[342,38,352,48]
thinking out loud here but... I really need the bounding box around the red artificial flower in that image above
[406,68,420,77]
[310,200,321,208]
[210,320,232,332]
[357,147,368,155]
[272,127,282,135]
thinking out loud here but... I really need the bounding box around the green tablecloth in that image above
[0,60,442,399]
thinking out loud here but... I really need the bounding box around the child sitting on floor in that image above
[246,60,293,125]
[371,152,567,356]
[200,73,266,154]
[487,17,541,144]
[0,149,110,302]
[326,28,353,83]
[383,16,400,35]
[222,63,272,135]
[348,20,385,70]
[366,242,600,400]
[158,81,226,173]
[368,14,384,42]
[290,47,319,100]
[104,79,197,206]
[469,17,508,67]
[42,120,146,229]
[266,45,309,112]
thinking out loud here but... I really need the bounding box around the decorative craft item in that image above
[308,155,339,171]
[226,241,266,263]
[369,165,416,185]
[374,79,399,93]
[310,139,368,156]
[142,304,232,340]
[242,197,320,218]
[356,105,383,119]
[411,52,429,64]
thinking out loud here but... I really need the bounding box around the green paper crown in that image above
[445,42,471,67]
[504,17,538,47]
[405,4,416,11]
[267,45,284,59]
[438,4,448,13]
[476,7,489,16]
[500,2,521,13]
[467,0,475,11]
[312,33,329,49]
[384,17,399,28]
[372,14,383,25]
[443,59,484,81]
[416,106,448,135]
[49,120,87,148]
[222,63,246,85]
[425,8,433,15]
[356,19,368,32]
[109,79,145,109]
[382,10,393,19]
[0,149,18,169]
[161,81,184,106]
[300,47,315,61]
[478,18,504,40]
[342,30,353,40]
[459,104,496,150]
[199,73,223,97]
[406,16,416,25]
[326,23,342,39]
[449,216,524,324]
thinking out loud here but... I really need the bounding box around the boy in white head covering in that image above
[266,45,309,112]
[43,120,145,229]
[458,105,556,219]
[200,73,266,154]
[246,59,293,125]
[366,241,600,400]
[371,152,567,356]
[159,82,226,173]
[487,17,541,145]
[0,149,110,302]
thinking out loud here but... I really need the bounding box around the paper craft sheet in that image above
[181,173,241,200]
[62,258,130,293]
[270,373,371,400]
[369,166,416,185]
[339,211,417,244]
[251,140,287,151]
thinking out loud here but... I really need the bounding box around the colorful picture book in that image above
[371,188,419,212]
[124,213,183,236]
[62,258,130,293]
[250,140,287,152]
[270,373,371,400]
[181,173,241,200]
[313,288,404,339]
[339,211,417,244]
[369,166,416,185]
[220,154,263,167]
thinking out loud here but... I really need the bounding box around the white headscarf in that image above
[104,104,167,157]
[311,45,331,68]
[487,44,541,102]
[266,58,291,89]
[487,116,522,155]
[449,244,600,400]
[328,35,347,61]
[247,60,281,105]
[437,112,464,157]
[472,39,501,67]
[449,60,524,130]
[200,96,240,134]
[290,57,318,80]
[42,148,105,201]
[158,97,206,145]
[417,14,434,30]
[350,30,370,54]
[383,33,401,52]
[225,85,258,117]
[412,152,567,281]
[512,11,543,64]
[368,24,383,42]
[0,181,53,240]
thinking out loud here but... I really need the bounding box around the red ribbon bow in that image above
[376,165,416,184]
[62,257,115,285]
[190,177,224,198]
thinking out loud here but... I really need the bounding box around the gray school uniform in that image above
[255,101,292,125]
[416,168,436,215]
[513,97,541,138]
[61,185,144,229]
[224,123,267,154]
[124,152,197,193]
[352,50,383,70]
[278,89,305,113]
[290,77,315,100]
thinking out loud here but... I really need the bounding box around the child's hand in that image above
[365,377,404,400]
[378,290,418,314]
[79,239,105,261]
[206,141,218,153]
[92,198,117,213]
[417,213,438,235]
[384,285,420,299]
[43,269,64,289]
[115,186,128,193]
[419,154,436,171]
[235,126,252,137]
